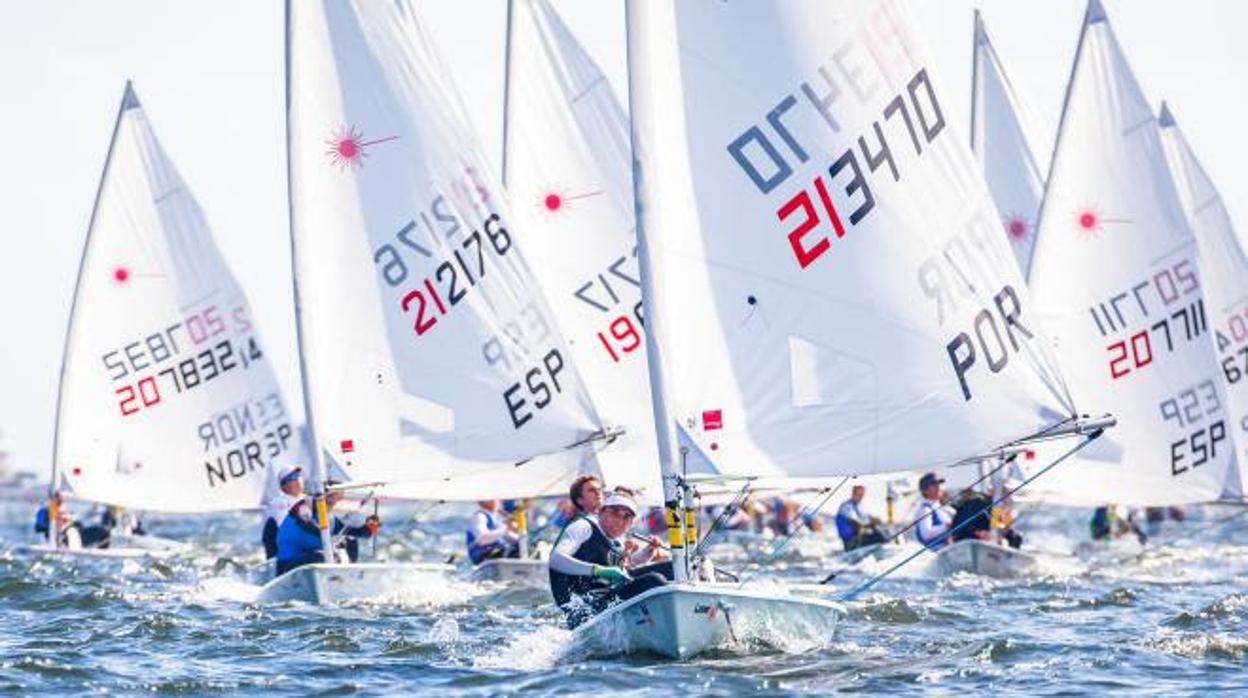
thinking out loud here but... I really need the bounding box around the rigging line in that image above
[692,481,753,558]
[734,477,850,588]
[835,427,1105,601]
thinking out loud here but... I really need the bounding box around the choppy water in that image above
[0,495,1245,696]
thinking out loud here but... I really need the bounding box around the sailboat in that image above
[561,0,1111,658]
[275,0,621,602]
[1157,102,1248,502]
[37,83,301,559]
[917,16,1058,578]
[1025,0,1235,515]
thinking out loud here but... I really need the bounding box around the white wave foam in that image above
[474,624,573,671]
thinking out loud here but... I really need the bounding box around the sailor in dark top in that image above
[548,492,671,628]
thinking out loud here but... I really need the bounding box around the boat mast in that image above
[623,1,690,583]
[284,0,334,558]
[500,0,516,188]
[498,0,534,557]
[49,82,137,548]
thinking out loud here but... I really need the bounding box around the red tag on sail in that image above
[702,410,723,431]
[340,439,355,454]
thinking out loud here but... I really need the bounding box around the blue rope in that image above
[836,428,1105,602]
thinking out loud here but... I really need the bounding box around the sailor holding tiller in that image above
[913,472,957,550]
[548,491,671,628]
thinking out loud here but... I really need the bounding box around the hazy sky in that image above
[2,1,1246,476]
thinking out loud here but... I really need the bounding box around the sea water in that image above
[0,498,1244,695]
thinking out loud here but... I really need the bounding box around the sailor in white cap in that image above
[548,491,671,628]
[260,464,304,559]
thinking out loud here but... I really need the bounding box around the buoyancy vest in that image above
[549,515,622,608]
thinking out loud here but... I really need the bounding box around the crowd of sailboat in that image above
[19,0,1248,660]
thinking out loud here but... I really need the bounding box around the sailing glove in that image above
[592,565,630,585]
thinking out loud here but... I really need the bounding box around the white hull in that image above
[110,533,189,553]
[14,543,177,560]
[571,583,840,659]
[935,539,1038,579]
[468,558,548,586]
[257,562,452,604]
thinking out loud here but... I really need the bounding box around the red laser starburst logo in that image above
[1072,206,1129,238]
[1002,214,1031,245]
[325,126,398,170]
[535,187,603,216]
[112,266,131,284]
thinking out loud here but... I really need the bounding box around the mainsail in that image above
[502,0,660,494]
[1027,0,1233,506]
[52,83,300,512]
[625,0,1078,482]
[286,0,603,499]
[1158,102,1248,500]
[970,11,1047,276]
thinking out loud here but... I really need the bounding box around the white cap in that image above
[278,464,303,485]
[601,492,638,516]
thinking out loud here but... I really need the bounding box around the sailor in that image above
[569,474,603,516]
[466,499,521,565]
[548,491,670,628]
[261,464,304,559]
[1090,504,1146,544]
[34,493,111,549]
[767,497,795,536]
[274,486,380,576]
[100,505,145,536]
[913,472,957,550]
[950,487,993,543]
[835,485,887,551]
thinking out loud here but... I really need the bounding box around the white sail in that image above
[502,0,660,495]
[1158,102,1248,500]
[286,0,604,499]
[970,11,1047,276]
[52,83,300,513]
[625,0,1076,482]
[1026,1,1233,506]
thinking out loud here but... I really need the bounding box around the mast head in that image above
[1086,0,1108,25]
[1158,101,1177,129]
[121,80,141,112]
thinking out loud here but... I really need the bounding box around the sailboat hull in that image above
[935,539,1038,578]
[257,562,452,604]
[14,543,178,560]
[468,558,548,586]
[109,533,189,553]
[571,583,840,659]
